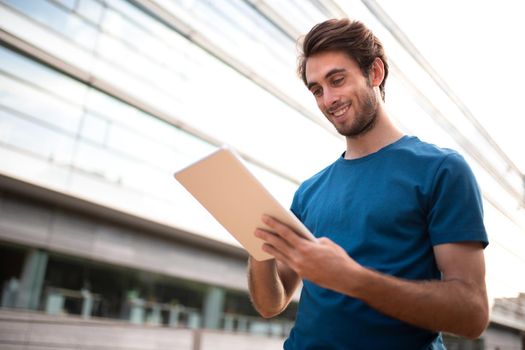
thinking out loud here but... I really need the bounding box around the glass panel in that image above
[79,112,108,145]
[0,74,83,134]
[83,87,137,123]
[107,124,193,174]
[0,45,87,106]
[84,87,215,162]
[52,0,77,11]
[42,253,212,322]
[106,126,162,166]
[100,6,154,51]
[0,4,96,70]
[94,33,186,96]
[72,141,118,181]
[0,108,76,164]
[162,0,315,109]
[1,0,99,50]
[99,4,191,83]
[75,0,104,24]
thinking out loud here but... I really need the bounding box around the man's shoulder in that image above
[398,136,460,161]
[389,137,472,177]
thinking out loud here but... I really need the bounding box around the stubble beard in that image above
[333,86,379,138]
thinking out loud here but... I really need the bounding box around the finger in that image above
[262,243,294,268]
[255,228,294,251]
[262,215,304,246]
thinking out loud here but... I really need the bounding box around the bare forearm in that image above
[255,217,489,338]
[248,257,288,318]
[347,267,489,338]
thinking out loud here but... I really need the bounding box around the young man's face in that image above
[305,51,379,138]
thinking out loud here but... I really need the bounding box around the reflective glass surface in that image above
[0,42,299,244]
[2,0,99,50]
[76,0,104,24]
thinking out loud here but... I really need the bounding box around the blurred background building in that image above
[0,0,524,349]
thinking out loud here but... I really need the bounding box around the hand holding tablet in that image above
[174,147,316,261]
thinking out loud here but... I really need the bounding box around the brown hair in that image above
[297,18,389,101]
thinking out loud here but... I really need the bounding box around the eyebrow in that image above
[307,68,347,90]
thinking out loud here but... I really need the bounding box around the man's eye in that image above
[332,78,344,86]
[312,88,322,97]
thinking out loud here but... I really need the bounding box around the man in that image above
[248,18,489,349]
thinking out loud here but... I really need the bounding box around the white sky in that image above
[377,0,525,173]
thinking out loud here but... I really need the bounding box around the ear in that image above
[369,57,385,87]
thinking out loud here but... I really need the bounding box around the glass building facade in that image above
[0,0,524,349]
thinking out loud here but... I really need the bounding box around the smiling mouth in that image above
[329,103,350,118]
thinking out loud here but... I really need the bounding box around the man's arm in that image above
[248,256,300,318]
[257,215,489,338]
[352,242,488,338]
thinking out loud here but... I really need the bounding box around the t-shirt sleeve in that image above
[427,152,488,247]
[290,188,303,221]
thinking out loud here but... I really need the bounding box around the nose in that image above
[322,88,340,110]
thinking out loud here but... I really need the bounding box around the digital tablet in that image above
[173,147,316,261]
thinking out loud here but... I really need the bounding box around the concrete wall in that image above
[483,325,523,350]
[0,190,249,292]
[0,309,285,350]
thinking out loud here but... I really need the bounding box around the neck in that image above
[344,105,404,160]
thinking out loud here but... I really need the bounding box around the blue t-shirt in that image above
[284,136,488,350]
